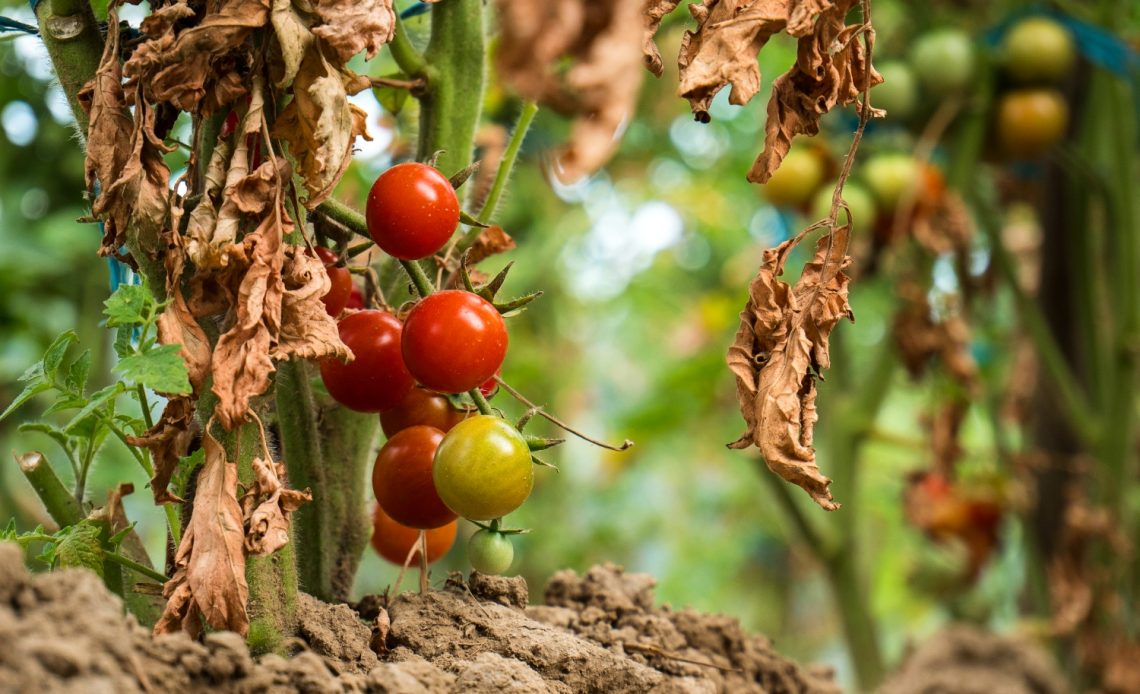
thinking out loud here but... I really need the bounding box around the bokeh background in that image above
[1,1,1137,689]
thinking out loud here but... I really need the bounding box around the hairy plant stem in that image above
[275,359,375,601]
[16,451,83,527]
[35,0,103,136]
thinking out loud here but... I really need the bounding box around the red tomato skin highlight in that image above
[366,162,460,260]
[401,290,508,394]
[320,310,415,412]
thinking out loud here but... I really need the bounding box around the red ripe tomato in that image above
[320,310,414,412]
[402,290,508,393]
[370,504,456,566]
[373,425,455,529]
[346,285,365,311]
[366,162,460,260]
[380,387,469,438]
[314,247,352,318]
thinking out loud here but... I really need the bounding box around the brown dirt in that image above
[0,543,838,693]
[878,623,1070,694]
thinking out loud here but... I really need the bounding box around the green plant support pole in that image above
[275,359,376,602]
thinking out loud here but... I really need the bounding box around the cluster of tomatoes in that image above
[314,163,531,576]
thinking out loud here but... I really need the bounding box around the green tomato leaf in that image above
[18,422,74,454]
[0,382,53,422]
[113,327,134,359]
[113,345,191,395]
[103,285,152,328]
[65,350,93,396]
[63,383,122,436]
[0,518,18,541]
[43,331,79,382]
[52,522,104,578]
[43,396,89,417]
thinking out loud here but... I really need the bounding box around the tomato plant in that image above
[402,290,509,394]
[762,148,825,209]
[909,29,974,96]
[370,504,457,566]
[1002,16,1076,84]
[468,529,514,575]
[320,310,414,412]
[314,247,352,318]
[380,387,468,438]
[433,415,533,521]
[995,89,1069,158]
[366,162,460,260]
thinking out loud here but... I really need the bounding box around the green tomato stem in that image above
[468,388,493,415]
[103,550,169,584]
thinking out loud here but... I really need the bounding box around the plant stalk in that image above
[16,451,83,526]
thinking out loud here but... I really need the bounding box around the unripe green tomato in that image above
[468,529,514,574]
[1002,16,1076,84]
[873,61,918,121]
[433,415,534,521]
[810,182,878,231]
[862,153,919,212]
[910,30,975,96]
[762,148,825,209]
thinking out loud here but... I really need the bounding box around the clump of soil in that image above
[0,543,837,692]
[878,623,1070,694]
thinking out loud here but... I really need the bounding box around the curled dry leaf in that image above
[157,231,211,393]
[912,189,973,256]
[643,1,681,76]
[466,225,517,267]
[241,457,312,555]
[273,43,372,208]
[495,0,645,182]
[311,0,396,64]
[127,397,196,505]
[892,279,978,390]
[274,248,353,362]
[155,430,249,638]
[726,227,854,510]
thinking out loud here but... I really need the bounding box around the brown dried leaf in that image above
[241,457,312,555]
[726,228,853,510]
[125,0,269,114]
[643,0,682,77]
[127,397,196,505]
[912,189,973,256]
[495,0,645,182]
[749,1,881,182]
[157,232,211,393]
[892,280,978,390]
[311,0,396,64]
[273,44,372,208]
[155,430,248,637]
[270,0,313,88]
[466,225,517,267]
[211,201,288,430]
[274,248,353,362]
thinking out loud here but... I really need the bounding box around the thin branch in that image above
[104,550,169,584]
[495,377,633,451]
[390,10,428,77]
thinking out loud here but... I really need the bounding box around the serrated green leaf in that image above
[43,396,89,416]
[53,522,104,577]
[114,344,191,395]
[18,360,45,384]
[1,518,17,541]
[18,422,73,454]
[113,327,134,359]
[65,350,92,396]
[0,382,53,422]
[64,383,122,436]
[103,285,152,327]
[107,522,136,548]
[43,331,78,382]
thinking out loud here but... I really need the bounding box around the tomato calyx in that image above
[470,518,530,536]
[458,251,543,315]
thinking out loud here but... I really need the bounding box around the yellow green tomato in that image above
[910,30,975,97]
[863,152,919,212]
[762,148,825,209]
[810,181,878,232]
[432,415,533,521]
[1002,16,1076,84]
[468,529,515,575]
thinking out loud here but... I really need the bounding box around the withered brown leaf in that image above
[241,457,312,555]
[274,248,353,362]
[726,227,854,510]
[643,1,682,77]
[273,44,372,208]
[892,279,978,390]
[311,0,396,64]
[155,430,249,637]
[127,397,196,505]
[495,0,645,182]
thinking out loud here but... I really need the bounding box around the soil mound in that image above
[0,543,837,693]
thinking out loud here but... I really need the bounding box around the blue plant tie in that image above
[400,2,430,20]
[0,15,38,34]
